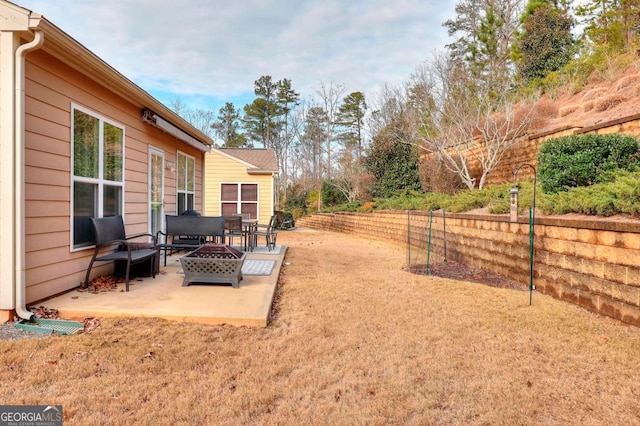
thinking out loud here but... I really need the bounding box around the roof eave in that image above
[211,147,258,168]
[247,169,279,175]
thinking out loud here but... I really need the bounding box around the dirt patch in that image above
[408,261,527,291]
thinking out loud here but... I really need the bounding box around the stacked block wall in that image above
[297,211,640,327]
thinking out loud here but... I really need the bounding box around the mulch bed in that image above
[408,261,528,291]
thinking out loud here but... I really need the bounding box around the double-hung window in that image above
[72,106,124,249]
[221,183,258,219]
[177,152,195,214]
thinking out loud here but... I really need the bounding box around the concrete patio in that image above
[40,245,287,327]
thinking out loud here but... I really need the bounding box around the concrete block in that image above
[555,268,573,286]
[626,267,640,288]
[598,295,621,319]
[560,284,579,304]
[578,290,598,312]
[547,252,565,268]
[603,262,626,285]
[576,228,598,244]
[585,276,613,296]
[621,233,640,250]
[611,283,640,307]
[595,230,620,247]
[618,303,640,327]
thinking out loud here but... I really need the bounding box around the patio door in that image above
[149,148,165,238]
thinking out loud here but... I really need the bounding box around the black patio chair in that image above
[223,215,243,246]
[84,215,157,291]
[251,215,278,251]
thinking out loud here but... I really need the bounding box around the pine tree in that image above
[212,103,247,147]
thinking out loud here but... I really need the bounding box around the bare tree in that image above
[372,54,536,190]
[330,149,367,202]
[168,98,188,116]
[183,108,217,140]
[168,97,217,140]
[409,54,536,190]
[315,81,346,181]
[367,83,411,139]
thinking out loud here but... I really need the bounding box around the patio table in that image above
[242,220,257,251]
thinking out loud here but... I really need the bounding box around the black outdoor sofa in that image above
[156,215,226,266]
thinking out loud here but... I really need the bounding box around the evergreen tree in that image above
[443,0,523,92]
[301,106,328,186]
[516,1,575,82]
[212,102,247,147]
[337,92,367,160]
[577,0,640,51]
[243,75,283,148]
[364,130,421,198]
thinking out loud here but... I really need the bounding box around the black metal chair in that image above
[223,215,243,246]
[84,216,157,291]
[251,215,278,251]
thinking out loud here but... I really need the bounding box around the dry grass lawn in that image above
[2,228,640,425]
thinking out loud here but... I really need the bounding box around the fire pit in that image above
[180,244,246,288]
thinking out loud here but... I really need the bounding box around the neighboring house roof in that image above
[2,0,213,151]
[213,148,279,174]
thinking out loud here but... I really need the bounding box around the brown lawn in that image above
[1,228,640,425]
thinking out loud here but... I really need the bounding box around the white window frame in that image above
[176,151,195,214]
[149,147,165,236]
[70,104,125,251]
[219,182,259,219]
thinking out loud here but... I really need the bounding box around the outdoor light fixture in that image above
[141,109,210,152]
[510,185,519,222]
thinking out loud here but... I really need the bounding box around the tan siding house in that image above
[204,148,278,222]
[0,1,213,321]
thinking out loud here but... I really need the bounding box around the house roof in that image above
[2,0,213,151]
[213,148,279,174]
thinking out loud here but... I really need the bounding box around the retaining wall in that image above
[297,211,640,327]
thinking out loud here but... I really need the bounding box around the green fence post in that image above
[443,209,448,263]
[426,210,433,276]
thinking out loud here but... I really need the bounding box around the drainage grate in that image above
[15,318,84,335]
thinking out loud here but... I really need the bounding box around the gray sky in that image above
[17,0,458,112]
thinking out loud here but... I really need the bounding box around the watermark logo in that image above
[0,405,62,426]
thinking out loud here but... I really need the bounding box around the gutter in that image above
[14,30,44,320]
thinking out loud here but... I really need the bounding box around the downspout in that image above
[14,31,44,320]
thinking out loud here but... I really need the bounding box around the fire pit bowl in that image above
[180,244,246,288]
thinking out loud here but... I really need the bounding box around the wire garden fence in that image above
[405,210,450,276]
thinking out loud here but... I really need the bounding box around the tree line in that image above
[173,0,640,213]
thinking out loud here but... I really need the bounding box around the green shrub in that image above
[322,201,361,213]
[610,172,640,216]
[539,170,640,216]
[440,189,488,212]
[367,190,446,211]
[317,169,640,219]
[437,182,518,213]
[537,133,640,193]
[284,183,309,212]
[321,180,348,207]
[290,208,305,220]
